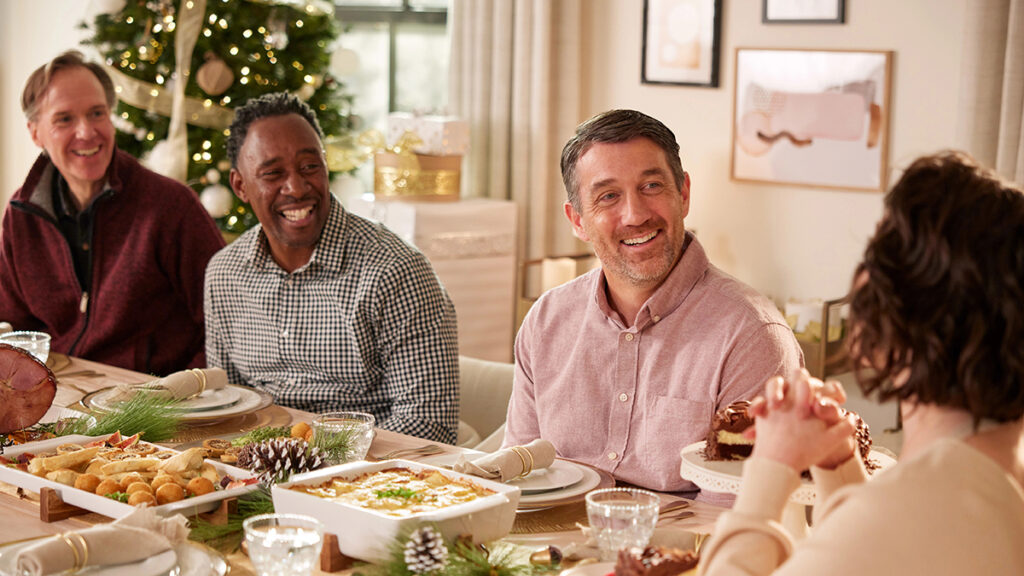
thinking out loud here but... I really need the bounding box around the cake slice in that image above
[703,400,878,472]
[615,546,699,576]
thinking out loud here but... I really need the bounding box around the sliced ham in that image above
[0,343,57,434]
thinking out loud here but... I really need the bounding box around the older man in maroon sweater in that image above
[0,50,224,375]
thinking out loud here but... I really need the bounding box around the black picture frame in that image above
[763,0,845,24]
[641,0,722,88]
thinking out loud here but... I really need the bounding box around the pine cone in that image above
[240,438,326,484]
[404,527,448,574]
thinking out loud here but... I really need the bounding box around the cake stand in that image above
[679,441,896,538]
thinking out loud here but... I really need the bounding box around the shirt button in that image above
[653,315,661,323]
[82,243,90,251]
[624,333,634,342]
[618,393,628,402]
[282,329,289,338]
[607,452,618,461]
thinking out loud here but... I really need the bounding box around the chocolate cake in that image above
[615,546,699,576]
[703,400,879,473]
[702,400,755,461]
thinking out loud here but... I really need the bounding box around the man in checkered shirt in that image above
[203,93,459,444]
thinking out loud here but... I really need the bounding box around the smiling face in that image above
[565,137,690,295]
[28,66,115,204]
[229,113,330,272]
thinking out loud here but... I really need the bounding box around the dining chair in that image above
[456,355,514,450]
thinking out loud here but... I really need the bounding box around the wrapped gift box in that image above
[387,113,470,156]
[374,152,462,201]
[347,197,517,362]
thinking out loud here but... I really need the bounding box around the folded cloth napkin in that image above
[109,367,228,402]
[451,438,557,482]
[16,507,189,575]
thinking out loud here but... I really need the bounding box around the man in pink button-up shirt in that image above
[504,110,803,496]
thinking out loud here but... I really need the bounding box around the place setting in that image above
[80,367,274,424]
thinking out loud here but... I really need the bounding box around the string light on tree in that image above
[84,0,356,235]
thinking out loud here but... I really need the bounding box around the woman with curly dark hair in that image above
[700,151,1024,575]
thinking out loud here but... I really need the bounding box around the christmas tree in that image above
[82,0,355,235]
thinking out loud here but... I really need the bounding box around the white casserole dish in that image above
[0,434,258,519]
[272,459,521,562]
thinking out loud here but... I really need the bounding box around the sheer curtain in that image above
[448,0,586,261]
[956,0,1024,184]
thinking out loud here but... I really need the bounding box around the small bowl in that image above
[0,331,51,364]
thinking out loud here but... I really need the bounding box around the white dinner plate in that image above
[88,384,243,413]
[507,459,585,493]
[518,461,601,506]
[83,385,273,422]
[0,539,176,576]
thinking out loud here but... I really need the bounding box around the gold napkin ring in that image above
[510,446,528,478]
[69,532,89,571]
[184,368,207,400]
[59,532,87,573]
[511,446,534,479]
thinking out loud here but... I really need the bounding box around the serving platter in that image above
[273,459,521,562]
[0,434,258,519]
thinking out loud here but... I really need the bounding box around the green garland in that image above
[188,487,276,552]
[358,527,560,576]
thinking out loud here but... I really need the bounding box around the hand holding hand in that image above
[748,371,857,472]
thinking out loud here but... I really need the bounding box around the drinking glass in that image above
[311,411,376,465]
[0,331,51,364]
[585,488,660,561]
[243,513,324,576]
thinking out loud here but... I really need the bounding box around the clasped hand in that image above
[746,369,858,473]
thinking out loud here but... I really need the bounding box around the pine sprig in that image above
[40,393,182,442]
[83,393,183,442]
[231,425,292,447]
[188,487,276,552]
[358,530,558,576]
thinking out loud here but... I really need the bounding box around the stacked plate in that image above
[82,384,273,423]
[420,452,608,509]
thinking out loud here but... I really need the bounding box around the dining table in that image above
[0,354,727,575]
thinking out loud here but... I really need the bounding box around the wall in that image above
[0,0,89,210]
[581,0,967,302]
[1,0,970,307]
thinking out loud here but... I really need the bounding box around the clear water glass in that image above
[244,513,324,576]
[311,411,376,465]
[0,331,51,364]
[585,487,661,561]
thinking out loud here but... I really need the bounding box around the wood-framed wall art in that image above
[763,0,845,24]
[731,48,893,192]
[641,0,722,87]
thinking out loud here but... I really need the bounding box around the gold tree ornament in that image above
[196,54,235,96]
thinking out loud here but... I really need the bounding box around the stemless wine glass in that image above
[311,411,376,465]
[243,513,324,576]
[585,488,661,561]
[0,331,51,364]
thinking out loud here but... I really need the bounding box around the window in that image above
[332,1,450,196]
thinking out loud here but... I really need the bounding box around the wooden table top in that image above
[1,355,724,575]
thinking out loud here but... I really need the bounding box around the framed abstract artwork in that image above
[642,0,722,87]
[731,48,893,191]
[763,0,845,24]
